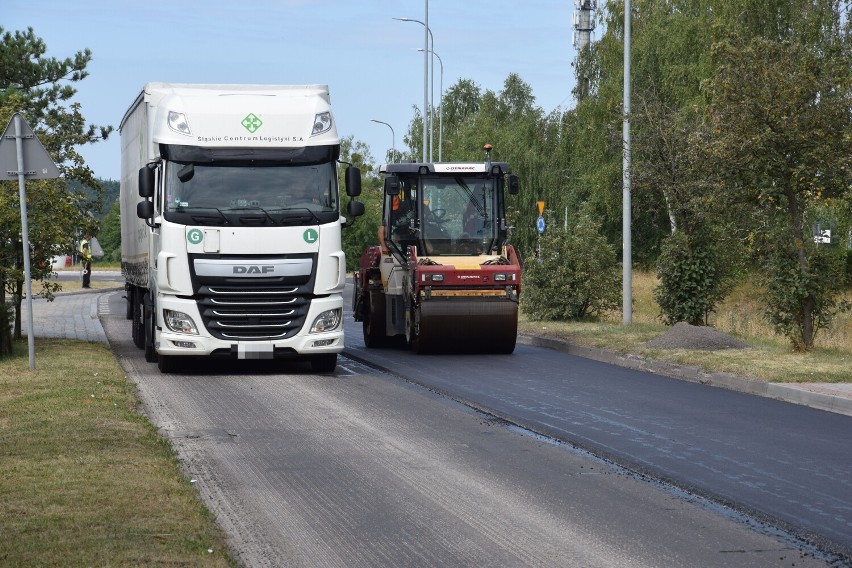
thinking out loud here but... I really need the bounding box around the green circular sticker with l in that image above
[303,229,318,244]
[187,228,204,244]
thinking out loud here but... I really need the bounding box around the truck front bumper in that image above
[154,295,344,359]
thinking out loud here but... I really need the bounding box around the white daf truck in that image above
[120,83,363,373]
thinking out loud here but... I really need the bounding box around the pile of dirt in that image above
[644,322,751,351]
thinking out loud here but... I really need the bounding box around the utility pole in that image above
[423,0,430,163]
[623,0,633,325]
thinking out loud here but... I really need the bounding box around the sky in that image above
[5,0,588,181]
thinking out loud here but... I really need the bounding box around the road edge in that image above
[517,333,852,418]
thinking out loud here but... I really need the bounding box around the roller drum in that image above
[415,298,518,354]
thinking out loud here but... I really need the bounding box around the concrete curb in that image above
[517,333,852,418]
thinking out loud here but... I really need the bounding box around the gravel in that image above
[644,322,751,351]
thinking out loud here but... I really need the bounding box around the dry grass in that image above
[519,270,852,383]
[0,339,233,566]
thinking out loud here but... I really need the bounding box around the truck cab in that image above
[121,83,363,373]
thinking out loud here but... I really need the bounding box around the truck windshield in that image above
[163,161,339,226]
[418,175,497,256]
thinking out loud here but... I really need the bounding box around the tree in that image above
[707,28,851,349]
[338,136,383,271]
[98,200,121,263]
[0,27,113,338]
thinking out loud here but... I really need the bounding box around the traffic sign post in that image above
[1,113,61,370]
[535,200,545,262]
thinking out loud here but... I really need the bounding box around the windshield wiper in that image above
[279,207,321,225]
[183,207,229,225]
[455,176,488,218]
[224,206,276,225]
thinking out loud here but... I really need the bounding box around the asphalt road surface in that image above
[99,291,843,567]
[342,289,852,562]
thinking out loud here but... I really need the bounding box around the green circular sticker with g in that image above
[187,228,203,244]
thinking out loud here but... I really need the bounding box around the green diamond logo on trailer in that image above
[241,113,263,133]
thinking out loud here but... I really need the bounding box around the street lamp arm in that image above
[392,17,433,44]
[370,119,396,159]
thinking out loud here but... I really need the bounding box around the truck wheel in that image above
[157,354,177,373]
[125,287,133,320]
[143,295,157,363]
[311,353,337,373]
[131,290,144,349]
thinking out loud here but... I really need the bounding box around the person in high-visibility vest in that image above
[80,234,92,288]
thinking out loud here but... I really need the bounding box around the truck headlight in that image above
[163,309,199,334]
[310,308,341,333]
[311,112,332,136]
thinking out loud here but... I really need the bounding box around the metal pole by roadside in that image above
[13,115,36,369]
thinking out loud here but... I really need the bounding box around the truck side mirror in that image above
[508,175,520,195]
[177,163,195,183]
[384,175,400,196]
[345,166,362,197]
[138,166,155,198]
[347,200,365,218]
[137,200,154,220]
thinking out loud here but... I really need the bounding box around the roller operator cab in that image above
[120,83,364,373]
[353,144,521,353]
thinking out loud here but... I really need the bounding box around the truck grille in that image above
[196,285,310,340]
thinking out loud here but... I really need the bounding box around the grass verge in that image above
[518,271,852,384]
[0,339,233,566]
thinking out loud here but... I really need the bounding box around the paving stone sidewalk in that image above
[20,288,117,345]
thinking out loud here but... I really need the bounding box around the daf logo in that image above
[233,265,275,274]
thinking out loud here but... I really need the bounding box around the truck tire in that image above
[157,354,177,373]
[143,295,157,363]
[311,353,337,373]
[131,289,144,350]
[125,287,133,320]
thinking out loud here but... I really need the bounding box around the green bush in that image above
[761,237,849,351]
[521,213,621,320]
[654,230,736,326]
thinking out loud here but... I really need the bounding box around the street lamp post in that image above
[418,48,443,162]
[623,0,633,325]
[393,13,432,162]
[370,119,395,161]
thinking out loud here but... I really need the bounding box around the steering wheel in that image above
[427,208,447,221]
